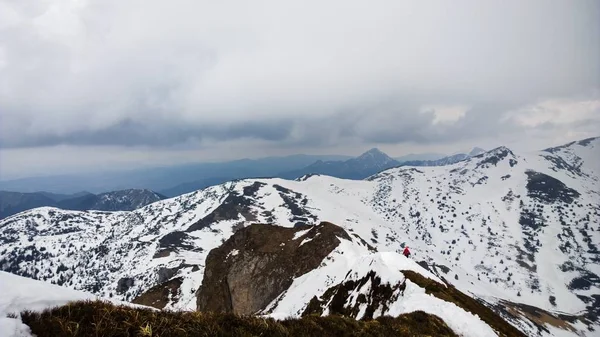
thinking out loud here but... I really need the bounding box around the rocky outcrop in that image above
[303,270,406,319]
[196,222,351,315]
[116,277,134,294]
[132,277,183,309]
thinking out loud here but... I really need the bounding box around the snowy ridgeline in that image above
[265,248,500,337]
[0,137,598,337]
[1,254,498,337]
[2,248,587,337]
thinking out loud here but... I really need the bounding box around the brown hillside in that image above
[196,221,351,315]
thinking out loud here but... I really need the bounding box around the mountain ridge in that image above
[0,188,164,219]
[0,154,353,195]
[280,147,489,180]
[395,152,447,162]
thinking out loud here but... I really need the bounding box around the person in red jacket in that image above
[403,246,411,258]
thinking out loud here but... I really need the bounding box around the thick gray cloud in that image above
[0,0,598,177]
[1,117,295,148]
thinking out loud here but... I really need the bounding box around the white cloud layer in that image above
[503,99,600,128]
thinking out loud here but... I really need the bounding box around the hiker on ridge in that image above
[403,246,411,258]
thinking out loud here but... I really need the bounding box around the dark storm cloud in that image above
[0,0,599,177]
[0,117,295,148]
[0,96,596,149]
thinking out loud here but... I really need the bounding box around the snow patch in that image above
[0,272,94,337]
[227,249,240,259]
[387,280,497,337]
[299,237,314,246]
[0,272,150,337]
[293,228,312,240]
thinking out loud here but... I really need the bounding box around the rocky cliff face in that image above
[196,222,351,314]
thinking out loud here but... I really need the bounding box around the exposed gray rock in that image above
[116,277,134,294]
[196,222,351,315]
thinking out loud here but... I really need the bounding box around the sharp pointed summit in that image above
[359,147,387,157]
[468,147,486,157]
[356,148,397,167]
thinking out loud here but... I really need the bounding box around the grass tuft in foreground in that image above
[21,300,457,337]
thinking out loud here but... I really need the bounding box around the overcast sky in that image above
[1,0,599,179]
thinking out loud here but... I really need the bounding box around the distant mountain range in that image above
[279,147,486,180]
[0,147,486,201]
[165,148,486,194]
[0,189,164,219]
[0,148,488,202]
[0,154,352,196]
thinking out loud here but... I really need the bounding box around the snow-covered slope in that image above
[196,221,520,336]
[269,251,499,337]
[1,137,598,336]
[0,271,146,337]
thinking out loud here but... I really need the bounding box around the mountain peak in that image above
[490,145,512,153]
[365,147,384,154]
[357,148,393,161]
[354,148,397,171]
[468,147,486,156]
[280,148,399,180]
[468,146,517,169]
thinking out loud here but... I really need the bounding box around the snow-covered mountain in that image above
[0,137,598,336]
[0,191,59,219]
[354,148,399,170]
[0,188,164,219]
[56,188,165,212]
[402,153,468,166]
[400,147,486,167]
[469,147,487,157]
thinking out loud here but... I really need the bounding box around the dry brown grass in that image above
[21,300,458,337]
[503,301,579,333]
